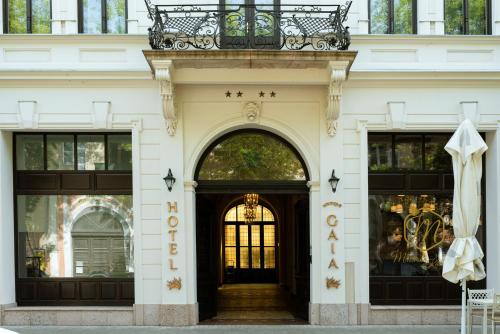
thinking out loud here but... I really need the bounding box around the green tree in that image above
[8,0,27,33]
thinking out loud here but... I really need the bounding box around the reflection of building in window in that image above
[224,204,276,270]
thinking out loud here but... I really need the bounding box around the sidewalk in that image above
[2,325,466,334]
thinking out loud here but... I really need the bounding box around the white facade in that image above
[0,0,500,326]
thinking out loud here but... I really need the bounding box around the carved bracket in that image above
[153,60,177,136]
[17,101,38,129]
[386,101,406,129]
[326,62,347,136]
[460,101,479,127]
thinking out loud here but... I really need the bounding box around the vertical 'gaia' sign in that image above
[325,201,342,289]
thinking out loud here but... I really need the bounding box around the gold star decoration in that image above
[225,91,231,98]
[326,277,341,289]
[237,91,243,97]
[259,91,265,97]
[270,91,276,97]
[167,277,182,290]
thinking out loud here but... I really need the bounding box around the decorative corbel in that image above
[386,101,406,129]
[153,60,177,136]
[326,62,347,136]
[17,101,38,129]
[92,101,111,129]
[459,101,479,127]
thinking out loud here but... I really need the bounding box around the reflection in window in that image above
[425,135,452,170]
[81,0,126,33]
[369,135,392,171]
[47,135,75,170]
[6,0,51,33]
[198,132,306,181]
[77,135,105,170]
[370,0,415,34]
[16,135,44,170]
[108,135,132,170]
[369,194,461,276]
[395,135,422,169]
[17,195,133,278]
[445,0,488,35]
[224,203,276,270]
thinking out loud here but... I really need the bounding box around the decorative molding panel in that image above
[92,101,111,129]
[460,101,480,126]
[4,48,51,63]
[386,101,406,129]
[17,101,38,129]
[326,61,349,136]
[152,60,177,136]
[242,101,261,123]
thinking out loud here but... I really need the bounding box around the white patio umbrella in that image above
[442,118,487,334]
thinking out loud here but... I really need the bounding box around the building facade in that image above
[0,0,500,326]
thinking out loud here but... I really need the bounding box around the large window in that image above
[224,204,276,282]
[370,0,416,34]
[368,133,485,305]
[3,0,51,33]
[78,0,127,33]
[14,133,133,306]
[445,0,490,35]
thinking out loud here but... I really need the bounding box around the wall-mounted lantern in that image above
[163,168,176,192]
[328,169,340,193]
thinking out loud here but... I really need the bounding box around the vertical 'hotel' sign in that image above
[167,201,182,290]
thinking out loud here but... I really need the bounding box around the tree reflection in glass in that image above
[106,0,126,33]
[370,0,389,33]
[32,0,51,33]
[468,0,486,35]
[393,0,413,34]
[445,0,464,34]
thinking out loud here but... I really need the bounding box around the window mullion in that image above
[389,0,394,34]
[102,0,107,33]
[26,0,32,33]
[463,0,468,34]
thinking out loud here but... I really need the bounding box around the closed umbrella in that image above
[442,119,487,334]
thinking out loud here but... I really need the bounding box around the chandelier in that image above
[243,193,259,224]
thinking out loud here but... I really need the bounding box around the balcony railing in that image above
[144,1,352,51]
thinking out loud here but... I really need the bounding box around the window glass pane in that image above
[393,0,413,34]
[368,135,392,171]
[82,0,102,33]
[32,0,51,33]
[8,0,27,33]
[106,0,126,33]
[225,225,236,246]
[77,135,105,170]
[264,225,275,246]
[198,132,306,181]
[107,134,132,170]
[394,135,422,170]
[251,247,260,268]
[264,247,275,268]
[255,0,274,37]
[16,135,44,170]
[425,135,452,171]
[17,195,133,278]
[225,0,246,37]
[47,135,74,170]
[369,194,458,277]
[240,247,249,268]
[445,0,464,34]
[239,225,248,246]
[468,0,486,35]
[251,225,260,246]
[225,247,236,268]
[237,204,246,222]
[370,0,389,34]
[263,207,274,221]
[225,207,237,221]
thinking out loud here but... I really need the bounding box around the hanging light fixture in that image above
[328,169,340,193]
[243,193,259,224]
[163,168,176,192]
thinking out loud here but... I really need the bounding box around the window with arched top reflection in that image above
[196,131,307,181]
[224,204,276,270]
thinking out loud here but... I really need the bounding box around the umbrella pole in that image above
[461,279,467,333]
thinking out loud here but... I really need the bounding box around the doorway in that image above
[194,130,310,323]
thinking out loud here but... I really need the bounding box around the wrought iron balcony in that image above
[144,1,352,51]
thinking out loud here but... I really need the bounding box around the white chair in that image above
[489,293,500,334]
[468,289,495,334]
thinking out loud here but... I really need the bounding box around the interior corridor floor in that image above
[202,283,306,325]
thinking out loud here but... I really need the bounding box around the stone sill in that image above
[371,305,461,310]
[4,306,133,311]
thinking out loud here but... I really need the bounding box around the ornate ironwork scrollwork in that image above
[144,1,352,51]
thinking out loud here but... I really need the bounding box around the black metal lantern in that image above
[163,168,176,192]
[328,170,340,193]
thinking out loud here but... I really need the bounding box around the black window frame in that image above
[368,0,418,34]
[368,132,486,305]
[444,0,492,35]
[3,0,52,34]
[13,132,133,306]
[77,0,128,34]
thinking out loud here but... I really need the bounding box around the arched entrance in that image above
[194,129,310,323]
